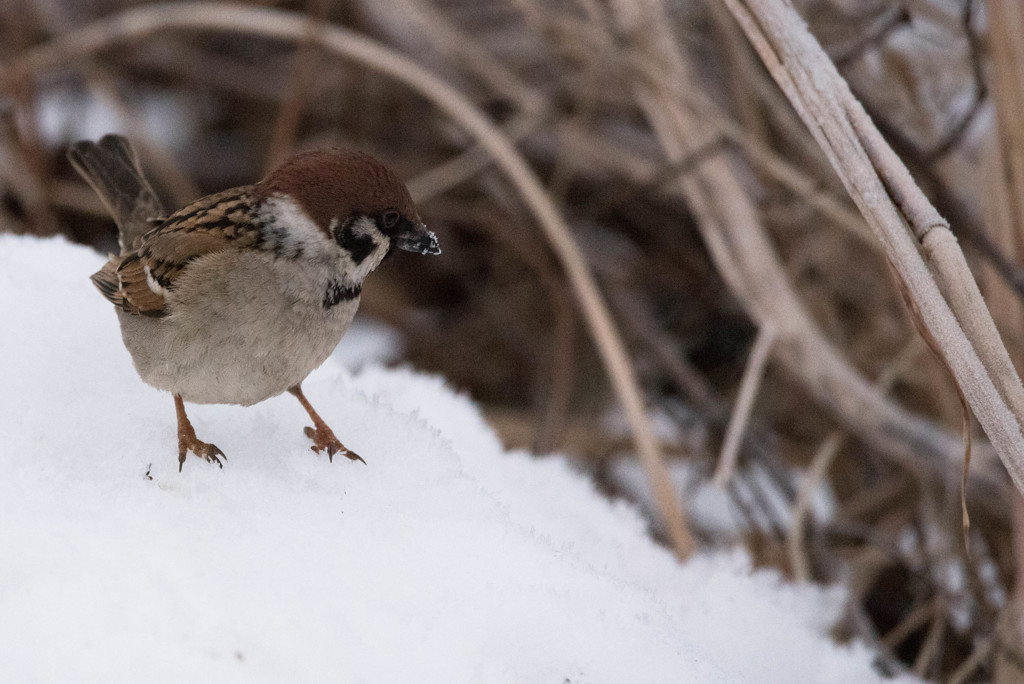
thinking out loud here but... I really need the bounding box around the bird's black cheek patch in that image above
[336,224,376,264]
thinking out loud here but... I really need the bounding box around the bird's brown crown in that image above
[258,148,418,234]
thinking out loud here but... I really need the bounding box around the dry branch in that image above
[602,0,1005,501]
[721,0,1024,492]
[551,123,1007,497]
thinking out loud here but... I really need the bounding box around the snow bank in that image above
[0,235,909,683]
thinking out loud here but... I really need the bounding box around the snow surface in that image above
[0,235,912,683]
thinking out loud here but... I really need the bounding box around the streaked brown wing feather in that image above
[117,257,167,315]
[90,261,120,305]
[91,186,260,317]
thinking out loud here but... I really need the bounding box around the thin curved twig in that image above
[712,321,775,488]
[787,338,922,582]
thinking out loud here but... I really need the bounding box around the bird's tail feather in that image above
[67,134,165,253]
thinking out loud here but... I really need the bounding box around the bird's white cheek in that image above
[260,194,336,259]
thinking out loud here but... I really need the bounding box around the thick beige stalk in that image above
[984,2,1024,678]
[722,0,1024,490]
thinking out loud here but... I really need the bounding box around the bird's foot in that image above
[178,432,226,472]
[174,394,226,472]
[303,424,364,464]
[288,385,364,464]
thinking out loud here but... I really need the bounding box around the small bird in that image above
[69,134,440,471]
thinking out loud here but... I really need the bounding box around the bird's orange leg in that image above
[174,394,226,472]
[288,384,364,464]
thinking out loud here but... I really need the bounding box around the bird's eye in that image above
[382,209,401,230]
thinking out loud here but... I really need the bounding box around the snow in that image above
[0,234,912,683]
[329,316,402,368]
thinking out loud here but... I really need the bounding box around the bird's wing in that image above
[91,186,260,317]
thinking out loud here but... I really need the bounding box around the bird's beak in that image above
[394,220,441,256]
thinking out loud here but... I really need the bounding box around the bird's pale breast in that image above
[118,249,357,405]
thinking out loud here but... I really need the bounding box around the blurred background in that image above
[2,0,1022,680]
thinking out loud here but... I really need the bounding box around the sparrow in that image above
[68,134,440,471]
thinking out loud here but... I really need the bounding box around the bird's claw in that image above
[178,437,226,472]
[303,425,364,464]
